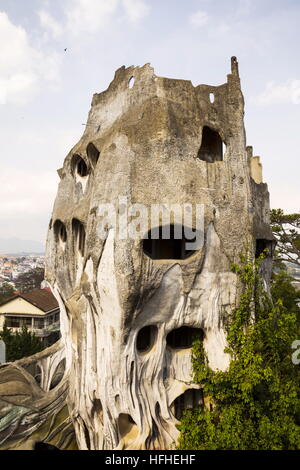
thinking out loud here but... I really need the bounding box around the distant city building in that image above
[0,255,45,288]
[0,288,60,347]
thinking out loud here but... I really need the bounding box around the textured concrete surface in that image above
[44,57,274,449]
[0,57,274,450]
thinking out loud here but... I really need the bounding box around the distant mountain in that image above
[0,238,45,255]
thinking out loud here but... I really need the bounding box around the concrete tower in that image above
[44,57,274,449]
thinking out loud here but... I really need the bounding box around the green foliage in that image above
[0,282,15,304]
[271,269,300,316]
[271,208,300,268]
[178,256,300,450]
[14,267,45,293]
[0,323,44,362]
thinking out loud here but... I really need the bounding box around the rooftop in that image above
[0,288,58,313]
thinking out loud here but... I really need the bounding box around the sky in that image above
[0,0,299,246]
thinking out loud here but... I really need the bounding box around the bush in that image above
[178,256,300,450]
[0,324,44,362]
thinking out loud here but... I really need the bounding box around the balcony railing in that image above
[7,321,60,337]
[33,321,60,337]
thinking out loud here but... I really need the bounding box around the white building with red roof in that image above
[0,288,60,347]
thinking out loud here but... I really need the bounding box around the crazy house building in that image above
[0,58,274,450]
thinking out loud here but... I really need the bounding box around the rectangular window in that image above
[34,318,44,329]
[21,317,32,327]
[6,317,20,328]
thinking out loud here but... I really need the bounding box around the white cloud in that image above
[37,0,149,39]
[0,168,58,217]
[122,0,150,23]
[189,10,209,27]
[0,12,61,105]
[0,123,82,241]
[236,0,252,18]
[38,10,63,38]
[66,0,119,34]
[217,22,231,34]
[0,74,37,105]
[253,80,300,106]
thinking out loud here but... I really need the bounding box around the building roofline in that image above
[0,294,19,308]
[3,308,59,318]
[0,290,58,313]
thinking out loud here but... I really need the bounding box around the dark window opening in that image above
[72,219,86,256]
[198,126,223,163]
[136,325,157,353]
[128,76,135,89]
[171,389,204,421]
[5,317,20,328]
[34,318,44,329]
[49,358,66,390]
[22,317,32,327]
[6,317,31,328]
[255,239,274,258]
[34,365,42,386]
[87,143,100,166]
[118,414,138,439]
[143,225,199,260]
[72,154,88,177]
[92,398,102,414]
[167,326,204,350]
[91,398,103,423]
[54,220,67,244]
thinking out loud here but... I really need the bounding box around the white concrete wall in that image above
[0,297,47,330]
[0,297,46,316]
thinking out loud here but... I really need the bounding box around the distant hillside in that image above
[0,238,45,255]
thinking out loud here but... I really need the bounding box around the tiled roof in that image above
[0,289,58,313]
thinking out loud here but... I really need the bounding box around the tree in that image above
[0,282,15,304]
[271,209,300,268]
[0,324,44,362]
[178,256,300,450]
[14,267,45,293]
[271,269,300,315]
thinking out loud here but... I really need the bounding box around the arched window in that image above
[128,76,135,89]
[171,389,204,420]
[49,359,66,390]
[118,414,138,442]
[255,239,274,258]
[72,154,89,177]
[136,325,158,353]
[54,220,67,245]
[198,126,224,163]
[87,143,100,167]
[72,219,86,256]
[166,326,204,350]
